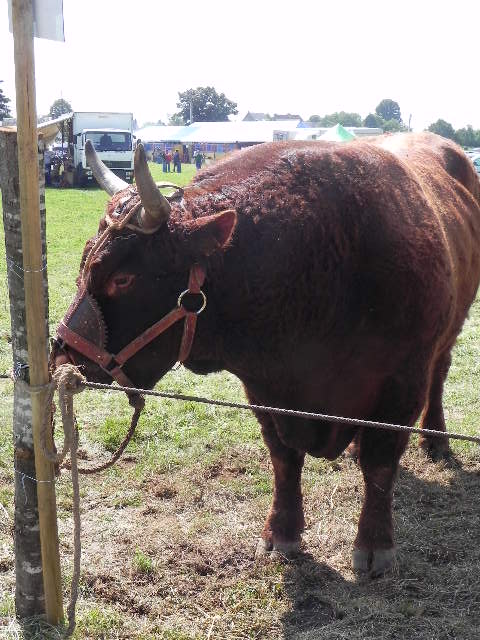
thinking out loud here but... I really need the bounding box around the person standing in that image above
[165,150,172,172]
[173,149,181,173]
[195,150,203,170]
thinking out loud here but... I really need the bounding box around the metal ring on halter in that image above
[177,289,207,315]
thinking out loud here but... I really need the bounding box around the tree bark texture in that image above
[0,130,49,617]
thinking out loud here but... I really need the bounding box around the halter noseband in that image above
[54,187,206,388]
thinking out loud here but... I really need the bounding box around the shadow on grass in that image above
[280,455,480,640]
[281,553,346,637]
[13,616,65,640]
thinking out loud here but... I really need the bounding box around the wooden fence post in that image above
[0,130,46,616]
[5,0,64,624]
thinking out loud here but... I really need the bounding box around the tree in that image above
[427,119,456,140]
[49,98,72,119]
[142,119,166,127]
[329,111,362,127]
[454,125,480,148]
[363,113,384,128]
[382,118,407,133]
[175,86,238,123]
[0,131,49,615]
[311,111,362,127]
[0,80,12,120]
[168,113,185,126]
[375,99,402,123]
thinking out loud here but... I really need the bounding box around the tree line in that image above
[427,119,480,148]
[308,98,407,133]
[1,83,479,149]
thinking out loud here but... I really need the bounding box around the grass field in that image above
[1,166,480,639]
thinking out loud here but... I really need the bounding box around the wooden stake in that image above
[11,0,64,625]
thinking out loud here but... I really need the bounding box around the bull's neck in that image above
[185,239,283,380]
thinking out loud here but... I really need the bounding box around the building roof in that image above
[275,125,383,141]
[243,112,268,121]
[135,120,302,144]
[134,125,185,142]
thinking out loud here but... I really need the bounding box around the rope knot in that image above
[52,363,86,396]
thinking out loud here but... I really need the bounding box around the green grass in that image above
[133,548,155,575]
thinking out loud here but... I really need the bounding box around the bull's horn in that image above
[85,139,129,196]
[134,144,171,228]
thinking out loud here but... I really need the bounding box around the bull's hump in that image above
[188,140,381,194]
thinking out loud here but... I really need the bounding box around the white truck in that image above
[70,112,134,186]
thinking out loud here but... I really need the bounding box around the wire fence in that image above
[1,372,479,445]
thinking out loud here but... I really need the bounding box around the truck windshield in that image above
[85,132,132,152]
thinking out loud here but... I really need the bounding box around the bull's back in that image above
[187,135,480,347]
[377,133,480,342]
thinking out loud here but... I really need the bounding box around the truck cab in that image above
[75,128,133,185]
[70,112,135,187]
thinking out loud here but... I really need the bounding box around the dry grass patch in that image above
[3,442,479,639]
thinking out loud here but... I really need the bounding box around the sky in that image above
[1,0,479,131]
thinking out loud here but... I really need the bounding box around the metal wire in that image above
[1,372,479,444]
[74,379,480,445]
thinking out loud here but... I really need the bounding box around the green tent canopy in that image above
[320,123,356,142]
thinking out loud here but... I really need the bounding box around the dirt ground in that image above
[2,440,479,640]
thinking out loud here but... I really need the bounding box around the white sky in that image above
[1,0,479,131]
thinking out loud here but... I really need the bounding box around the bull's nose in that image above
[54,353,70,369]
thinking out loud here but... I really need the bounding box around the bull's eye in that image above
[105,273,136,296]
[114,275,133,287]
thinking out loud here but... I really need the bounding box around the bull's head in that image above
[52,141,237,390]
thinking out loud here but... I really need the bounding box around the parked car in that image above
[472,154,480,175]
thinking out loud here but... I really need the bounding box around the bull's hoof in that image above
[419,438,451,462]
[255,538,300,559]
[344,440,359,461]
[353,548,396,577]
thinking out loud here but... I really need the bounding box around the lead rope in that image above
[40,364,144,637]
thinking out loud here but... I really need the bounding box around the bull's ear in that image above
[186,209,237,256]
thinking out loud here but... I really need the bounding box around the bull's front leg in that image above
[255,413,305,556]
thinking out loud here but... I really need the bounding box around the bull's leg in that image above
[345,432,361,460]
[354,375,426,576]
[354,429,409,576]
[255,413,305,556]
[418,350,452,460]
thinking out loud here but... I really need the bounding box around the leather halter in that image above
[56,263,206,388]
[55,187,207,387]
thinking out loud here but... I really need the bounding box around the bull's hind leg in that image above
[354,372,428,577]
[418,350,452,460]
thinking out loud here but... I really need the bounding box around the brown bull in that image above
[53,133,480,576]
